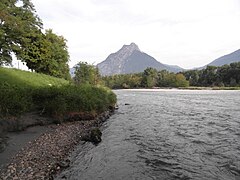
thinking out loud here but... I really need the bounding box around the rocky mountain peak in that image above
[96,43,141,76]
[117,43,141,59]
[121,42,140,52]
[97,43,183,76]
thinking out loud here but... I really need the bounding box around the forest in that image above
[102,62,240,89]
[183,62,240,87]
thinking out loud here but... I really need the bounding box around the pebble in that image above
[0,113,111,179]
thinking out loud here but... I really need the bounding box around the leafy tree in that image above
[141,67,158,88]
[157,70,169,87]
[228,62,240,85]
[183,70,199,86]
[183,62,240,87]
[0,0,42,66]
[16,29,71,80]
[0,1,70,80]
[198,66,218,86]
[103,62,240,89]
[175,73,189,87]
[74,62,101,85]
[37,29,70,80]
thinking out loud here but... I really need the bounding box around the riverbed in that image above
[56,89,240,180]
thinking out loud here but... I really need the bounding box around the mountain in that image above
[97,43,183,76]
[205,49,240,67]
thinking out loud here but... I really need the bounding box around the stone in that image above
[81,127,102,144]
[90,128,102,144]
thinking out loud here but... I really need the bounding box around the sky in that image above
[29,0,240,69]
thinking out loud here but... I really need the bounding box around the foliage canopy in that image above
[0,0,70,80]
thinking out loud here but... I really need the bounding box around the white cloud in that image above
[31,0,240,69]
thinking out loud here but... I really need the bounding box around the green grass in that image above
[0,67,69,88]
[0,67,116,118]
[33,84,116,117]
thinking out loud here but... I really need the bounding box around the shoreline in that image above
[0,110,113,179]
[0,125,52,170]
[113,87,240,91]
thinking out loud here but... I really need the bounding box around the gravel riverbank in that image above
[0,111,112,179]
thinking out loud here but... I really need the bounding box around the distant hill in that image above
[97,43,183,76]
[204,49,240,68]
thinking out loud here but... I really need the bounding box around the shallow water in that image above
[56,89,240,180]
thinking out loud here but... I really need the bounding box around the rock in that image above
[90,128,102,144]
[82,127,102,144]
[0,109,114,179]
[57,159,70,168]
[115,104,119,110]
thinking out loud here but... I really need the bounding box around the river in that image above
[56,89,240,180]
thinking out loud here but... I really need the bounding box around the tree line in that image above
[77,62,240,89]
[102,67,189,89]
[183,62,240,87]
[0,0,70,80]
[2,0,238,87]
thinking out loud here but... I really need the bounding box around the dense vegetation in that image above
[0,0,70,80]
[74,62,101,85]
[0,1,116,121]
[183,62,240,87]
[0,67,116,118]
[102,67,189,89]
[102,62,240,89]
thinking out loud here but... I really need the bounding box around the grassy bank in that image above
[0,67,116,121]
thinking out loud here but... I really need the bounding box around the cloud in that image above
[31,0,240,69]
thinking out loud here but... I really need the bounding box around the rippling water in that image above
[56,89,240,180]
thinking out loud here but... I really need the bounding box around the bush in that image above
[0,82,33,116]
[0,68,116,119]
[32,84,117,117]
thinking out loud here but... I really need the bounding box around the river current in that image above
[56,89,240,180]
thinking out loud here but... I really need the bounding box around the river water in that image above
[56,89,240,180]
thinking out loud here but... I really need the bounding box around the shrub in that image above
[0,82,33,116]
[0,68,117,119]
[32,84,117,117]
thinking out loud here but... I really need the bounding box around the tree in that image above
[157,70,169,87]
[141,67,158,88]
[0,0,42,66]
[198,66,218,86]
[37,29,70,80]
[0,1,71,80]
[175,73,189,87]
[16,29,71,80]
[74,62,101,85]
[183,70,199,86]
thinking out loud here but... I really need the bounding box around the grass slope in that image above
[0,68,116,119]
[0,68,69,88]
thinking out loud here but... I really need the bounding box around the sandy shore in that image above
[0,111,111,179]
